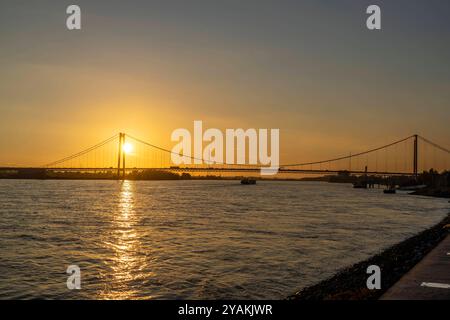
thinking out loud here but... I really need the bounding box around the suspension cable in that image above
[44,134,119,167]
[280,135,415,167]
[418,135,450,154]
[125,133,262,167]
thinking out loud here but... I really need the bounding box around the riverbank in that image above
[411,186,450,198]
[381,234,450,299]
[288,213,450,300]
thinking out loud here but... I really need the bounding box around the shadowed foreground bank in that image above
[288,213,450,300]
[381,233,450,300]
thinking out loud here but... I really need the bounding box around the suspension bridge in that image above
[1,133,449,178]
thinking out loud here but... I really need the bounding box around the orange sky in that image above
[1,1,449,167]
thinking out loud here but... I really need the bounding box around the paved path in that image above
[381,234,450,300]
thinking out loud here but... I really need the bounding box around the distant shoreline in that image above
[0,176,314,182]
[0,170,327,182]
[288,213,450,300]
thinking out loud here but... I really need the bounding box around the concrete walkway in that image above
[381,234,450,300]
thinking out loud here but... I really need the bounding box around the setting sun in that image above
[123,142,133,154]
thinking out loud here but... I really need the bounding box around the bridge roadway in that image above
[0,167,413,176]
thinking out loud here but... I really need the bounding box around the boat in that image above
[353,181,367,189]
[383,187,396,194]
[241,178,256,185]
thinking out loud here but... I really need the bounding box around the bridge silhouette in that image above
[1,133,449,178]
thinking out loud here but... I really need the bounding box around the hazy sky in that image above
[1,0,449,166]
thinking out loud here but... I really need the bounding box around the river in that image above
[0,179,448,299]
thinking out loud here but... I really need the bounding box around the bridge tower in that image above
[117,132,125,179]
[122,133,126,179]
[413,134,418,177]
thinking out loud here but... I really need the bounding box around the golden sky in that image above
[1,0,449,166]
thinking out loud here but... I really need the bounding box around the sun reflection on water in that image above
[98,180,154,299]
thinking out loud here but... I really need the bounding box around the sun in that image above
[123,142,133,154]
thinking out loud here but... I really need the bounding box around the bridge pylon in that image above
[117,132,125,179]
[122,133,126,179]
[413,134,418,177]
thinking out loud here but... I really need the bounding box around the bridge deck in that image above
[0,167,414,176]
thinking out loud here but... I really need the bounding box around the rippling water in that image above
[0,179,448,299]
